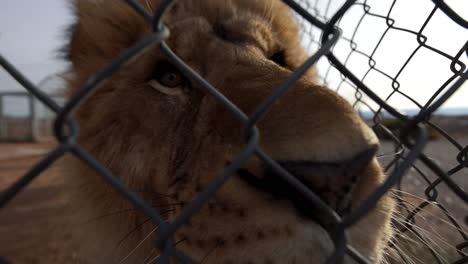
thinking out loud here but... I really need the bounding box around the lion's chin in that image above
[173,215,333,264]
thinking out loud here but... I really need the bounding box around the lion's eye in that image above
[159,71,184,88]
[149,61,187,95]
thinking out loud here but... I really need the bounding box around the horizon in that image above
[2,95,467,118]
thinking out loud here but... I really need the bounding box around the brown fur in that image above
[64,0,395,263]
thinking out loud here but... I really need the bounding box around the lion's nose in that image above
[237,146,378,217]
[276,145,378,217]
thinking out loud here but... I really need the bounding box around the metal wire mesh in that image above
[296,1,467,263]
[0,0,466,263]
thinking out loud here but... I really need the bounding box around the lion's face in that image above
[65,0,395,263]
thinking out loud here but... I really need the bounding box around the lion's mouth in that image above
[236,166,327,221]
[236,147,377,219]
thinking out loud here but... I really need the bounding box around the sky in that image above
[298,0,467,112]
[0,0,73,90]
[0,0,467,115]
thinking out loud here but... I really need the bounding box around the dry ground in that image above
[379,132,468,263]
[0,133,466,263]
[0,142,78,263]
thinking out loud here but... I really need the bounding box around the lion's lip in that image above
[236,166,324,221]
[236,147,377,219]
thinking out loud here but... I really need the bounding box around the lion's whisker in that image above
[351,219,417,264]
[144,253,160,264]
[117,218,153,248]
[83,207,176,225]
[390,199,462,231]
[386,238,418,264]
[140,237,186,264]
[393,228,447,257]
[200,241,220,264]
[390,237,447,264]
[390,214,458,253]
[98,189,176,199]
[152,202,185,207]
[386,211,459,264]
[174,237,187,246]
[119,226,159,264]
[390,209,449,241]
[145,0,154,13]
[391,197,457,222]
[142,248,158,264]
[392,189,428,199]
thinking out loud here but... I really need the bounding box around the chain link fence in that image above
[296,1,467,263]
[0,0,467,263]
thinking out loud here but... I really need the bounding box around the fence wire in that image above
[0,0,467,263]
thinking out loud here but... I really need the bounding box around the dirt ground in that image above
[379,132,468,263]
[0,142,78,264]
[0,133,466,263]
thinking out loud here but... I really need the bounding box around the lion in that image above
[63,0,396,263]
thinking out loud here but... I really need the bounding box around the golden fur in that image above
[64,0,396,263]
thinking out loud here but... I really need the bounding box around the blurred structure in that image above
[0,74,64,142]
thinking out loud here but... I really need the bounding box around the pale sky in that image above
[0,0,466,113]
[299,0,467,112]
[0,0,72,91]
